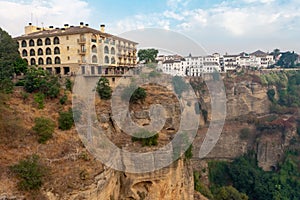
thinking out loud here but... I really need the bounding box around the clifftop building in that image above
[15,22,138,85]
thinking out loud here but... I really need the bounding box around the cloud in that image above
[0,0,91,36]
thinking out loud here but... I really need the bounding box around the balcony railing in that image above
[78,49,86,55]
[77,38,86,44]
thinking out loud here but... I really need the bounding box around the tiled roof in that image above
[14,26,138,44]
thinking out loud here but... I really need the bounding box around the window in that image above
[22,49,27,57]
[91,45,97,53]
[29,39,34,47]
[92,55,98,63]
[38,48,43,55]
[53,37,59,44]
[38,58,44,65]
[21,40,27,47]
[46,57,52,64]
[111,57,115,64]
[91,66,95,74]
[46,47,51,55]
[104,46,109,54]
[55,57,61,64]
[30,49,35,56]
[91,34,97,43]
[67,46,69,51]
[81,66,85,74]
[45,38,51,45]
[66,36,69,40]
[30,58,36,65]
[37,39,43,46]
[111,47,115,55]
[67,56,70,60]
[105,56,109,64]
[54,47,60,55]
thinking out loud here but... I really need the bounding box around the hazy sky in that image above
[0,0,299,55]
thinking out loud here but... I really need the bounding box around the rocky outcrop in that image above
[45,158,193,200]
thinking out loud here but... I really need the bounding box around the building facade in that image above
[15,22,138,85]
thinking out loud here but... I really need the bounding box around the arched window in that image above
[30,58,36,65]
[37,39,43,46]
[105,56,109,64]
[92,55,98,63]
[38,58,44,65]
[30,49,35,56]
[104,46,109,54]
[111,47,115,55]
[91,45,97,53]
[38,48,43,55]
[22,49,27,57]
[91,34,97,43]
[54,47,60,55]
[111,57,115,64]
[55,57,61,64]
[45,38,51,45]
[21,40,27,47]
[53,37,59,44]
[46,47,51,55]
[29,39,34,46]
[46,57,52,64]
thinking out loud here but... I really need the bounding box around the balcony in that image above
[77,38,86,44]
[78,59,87,64]
[78,49,86,55]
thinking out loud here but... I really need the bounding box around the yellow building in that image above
[15,22,138,85]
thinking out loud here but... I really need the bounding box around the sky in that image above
[0,0,299,55]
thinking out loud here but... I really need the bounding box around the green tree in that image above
[58,109,74,130]
[97,77,112,100]
[33,117,55,143]
[0,28,20,93]
[277,51,299,68]
[10,155,47,191]
[214,186,249,200]
[267,89,276,103]
[138,49,159,63]
[13,57,28,75]
[121,84,147,103]
[24,67,60,98]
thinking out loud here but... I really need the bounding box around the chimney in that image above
[49,26,54,30]
[80,22,84,28]
[64,24,69,28]
[29,22,32,26]
[85,24,89,27]
[100,24,105,33]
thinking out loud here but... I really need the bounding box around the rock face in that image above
[47,158,193,200]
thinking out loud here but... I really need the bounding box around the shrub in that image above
[59,93,67,105]
[33,117,55,143]
[148,70,161,78]
[21,92,29,101]
[58,109,74,130]
[267,89,275,103]
[132,130,158,146]
[194,171,214,199]
[65,78,73,92]
[10,155,47,191]
[184,145,193,159]
[121,85,147,103]
[34,92,45,109]
[97,77,112,100]
[239,128,250,140]
[15,80,25,86]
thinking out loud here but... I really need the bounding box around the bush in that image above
[58,109,74,130]
[10,155,47,191]
[194,171,214,199]
[34,92,45,109]
[65,78,73,92]
[97,77,112,100]
[33,117,55,143]
[121,85,147,103]
[24,67,60,98]
[184,145,193,159]
[239,128,250,140]
[267,89,275,103]
[132,130,158,146]
[59,93,67,105]
[148,70,161,78]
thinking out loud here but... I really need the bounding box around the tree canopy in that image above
[138,49,159,63]
[0,27,21,92]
